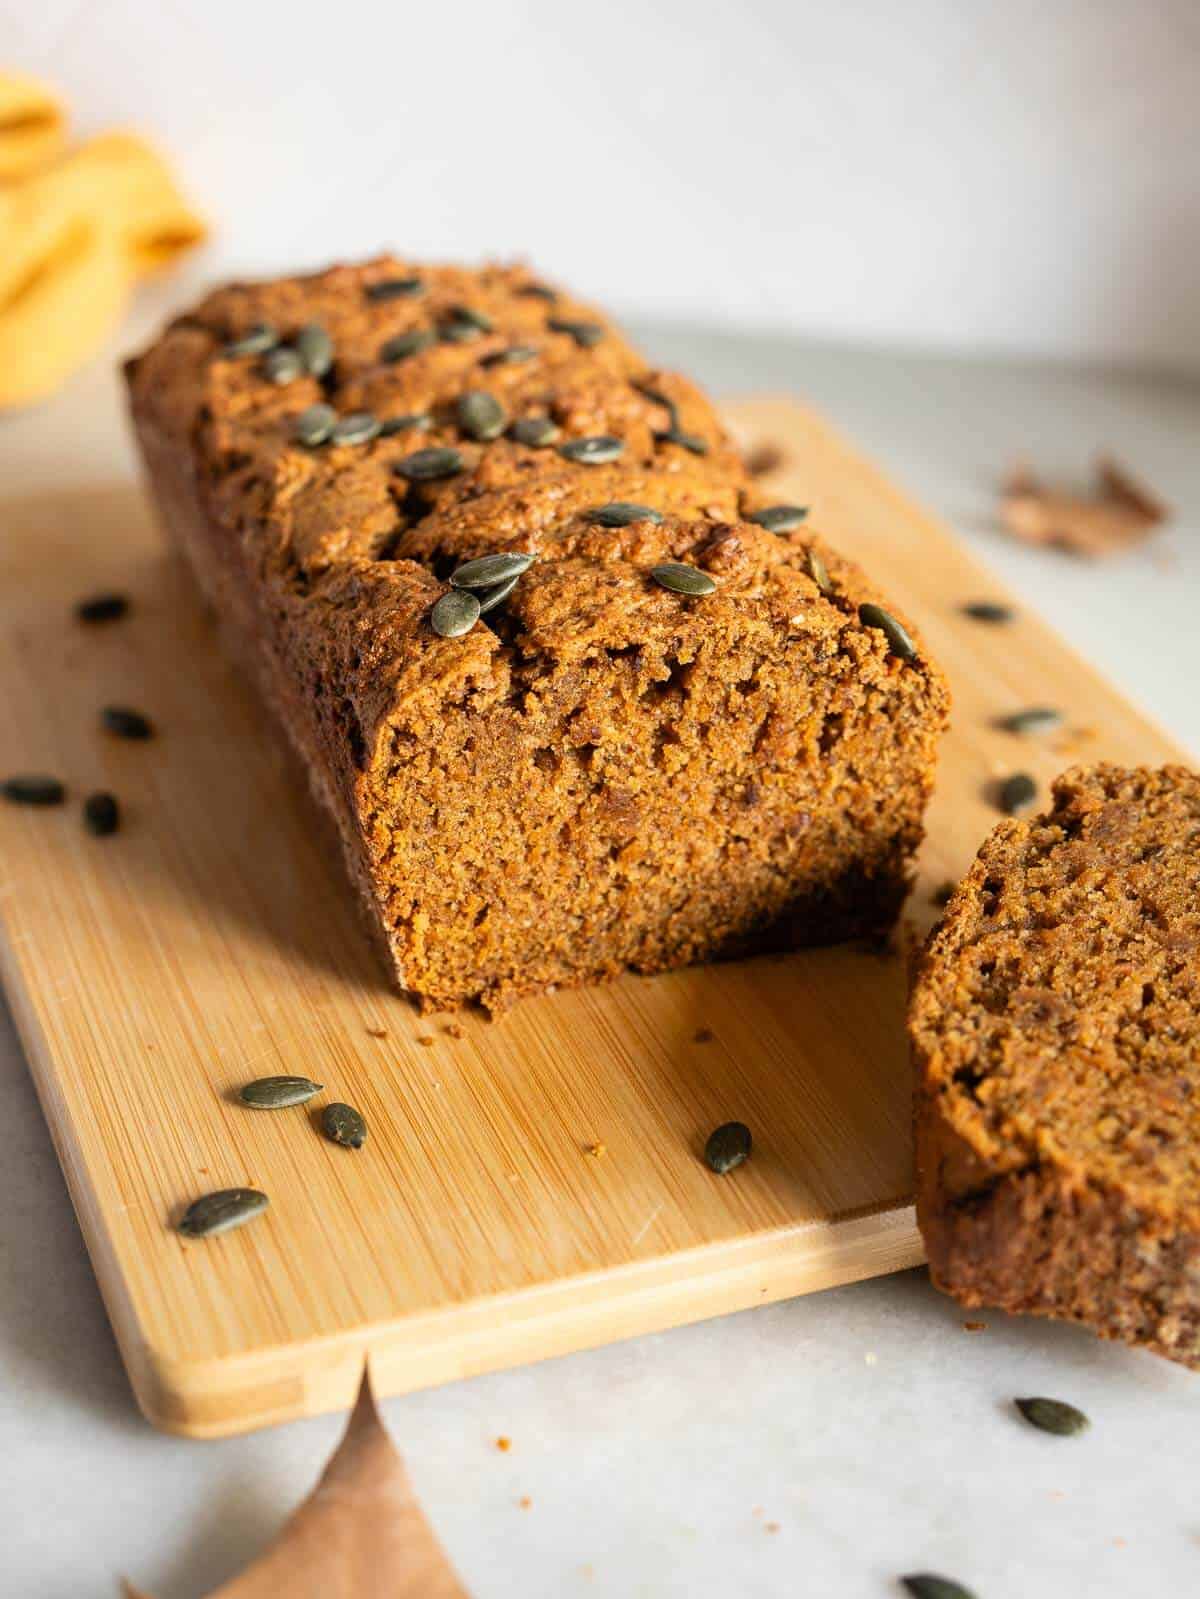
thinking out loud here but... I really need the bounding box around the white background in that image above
[9,0,1200,372]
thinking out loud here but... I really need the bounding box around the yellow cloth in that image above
[0,72,205,409]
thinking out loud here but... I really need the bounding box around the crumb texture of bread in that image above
[911,763,1200,1367]
[126,257,948,1011]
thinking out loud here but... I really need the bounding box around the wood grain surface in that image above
[0,396,1187,1438]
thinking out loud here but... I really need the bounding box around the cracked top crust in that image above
[127,256,943,770]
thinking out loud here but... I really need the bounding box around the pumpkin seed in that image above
[482,345,538,367]
[380,328,434,363]
[548,317,605,348]
[102,706,154,739]
[394,446,464,481]
[517,281,558,301]
[652,562,716,597]
[964,600,1014,623]
[441,306,492,342]
[586,502,663,528]
[293,402,337,447]
[83,791,119,836]
[450,551,536,589]
[559,435,624,465]
[76,592,128,623]
[749,504,808,533]
[859,603,917,662]
[477,573,520,614]
[431,589,481,638]
[224,323,277,357]
[998,706,1062,735]
[900,1575,976,1599]
[1014,1396,1089,1436]
[658,427,708,455]
[295,322,333,378]
[379,412,432,437]
[510,417,560,447]
[365,276,424,301]
[806,546,832,594]
[178,1187,268,1238]
[322,1101,367,1149]
[998,772,1037,815]
[633,378,677,423]
[331,411,381,446]
[240,1075,324,1110]
[262,346,303,385]
[457,390,507,441]
[3,775,65,806]
[704,1121,751,1174]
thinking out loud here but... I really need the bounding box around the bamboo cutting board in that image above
[0,394,1188,1439]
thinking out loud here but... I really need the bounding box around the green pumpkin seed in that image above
[431,589,481,638]
[548,317,605,348]
[749,504,808,533]
[964,600,1015,623]
[704,1121,751,1174]
[998,706,1062,735]
[293,403,337,447]
[900,1575,976,1599]
[322,1101,368,1149]
[224,323,277,357]
[262,346,303,385]
[102,706,154,739]
[456,390,507,441]
[450,551,536,589]
[76,592,129,624]
[394,446,464,481]
[517,282,557,301]
[998,772,1037,815]
[586,502,663,528]
[331,411,381,447]
[365,276,423,301]
[806,546,832,594]
[482,345,538,367]
[559,435,624,465]
[1014,1396,1089,1436]
[859,603,917,662]
[510,417,560,447]
[380,328,435,363]
[441,306,492,342]
[651,562,716,597]
[240,1075,324,1110]
[632,378,676,423]
[83,791,119,836]
[379,412,432,437]
[3,775,65,806]
[178,1187,268,1238]
[477,573,520,614]
[658,427,709,455]
[295,322,333,378]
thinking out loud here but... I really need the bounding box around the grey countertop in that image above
[3,313,1198,1597]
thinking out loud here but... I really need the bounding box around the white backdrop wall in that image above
[10,0,1200,374]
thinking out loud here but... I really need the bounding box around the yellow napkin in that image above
[0,72,205,409]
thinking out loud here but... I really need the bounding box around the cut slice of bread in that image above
[911,763,1200,1367]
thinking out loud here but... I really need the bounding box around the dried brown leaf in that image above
[125,1370,469,1599]
[999,455,1168,558]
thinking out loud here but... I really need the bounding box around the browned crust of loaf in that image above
[126,256,949,1011]
[912,763,1200,1368]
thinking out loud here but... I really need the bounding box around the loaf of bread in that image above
[126,258,948,1011]
[911,764,1200,1367]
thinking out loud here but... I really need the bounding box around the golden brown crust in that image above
[127,256,949,1010]
[911,764,1200,1366]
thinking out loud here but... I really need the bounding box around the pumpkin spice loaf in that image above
[126,257,948,1011]
[912,764,1200,1367]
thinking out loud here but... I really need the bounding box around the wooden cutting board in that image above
[0,395,1187,1439]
